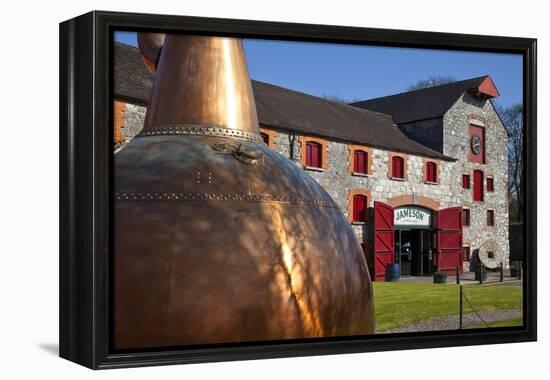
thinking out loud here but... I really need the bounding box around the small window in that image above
[354,150,368,174]
[392,156,405,179]
[305,141,322,168]
[462,174,470,189]
[487,177,494,192]
[463,247,471,262]
[473,170,484,201]
[462,208,470,227]
[426,161,437,183]
[352,195,367,222]
[488,251,495,259]
[260,132,269,145]
[487,210,495,226]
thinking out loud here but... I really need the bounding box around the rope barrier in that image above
[461,289,490,328]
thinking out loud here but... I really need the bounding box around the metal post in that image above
[500,263,504,282]
[456,266,460,285]
[518,261,522,280]
[479,265,484,285]
[459,285,463,330]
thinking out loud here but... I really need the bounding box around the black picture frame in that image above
[59,10,537,369]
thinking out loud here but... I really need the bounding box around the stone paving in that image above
[396,271,522,286]
[380,309,522,334]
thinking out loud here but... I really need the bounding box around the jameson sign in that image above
[394,206,431,227]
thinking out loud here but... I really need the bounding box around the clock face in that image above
[471,135,482,155]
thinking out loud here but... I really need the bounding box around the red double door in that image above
[372,201,463,281]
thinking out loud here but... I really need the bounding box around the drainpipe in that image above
[289,131,300,165]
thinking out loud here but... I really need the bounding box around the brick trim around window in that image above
[387,152,408,180]
[347,189,371,223]
[114,100,126,143]
[259,127,277,149]
[299,135,329,170]
[423,158,440,184]
[386,194,440,210]
[348,144,373,175]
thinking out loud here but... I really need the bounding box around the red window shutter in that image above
[354,151,367,174]
[311,144,318,167]
[306,141,321,168]
[314,143,321,167]
[473,170,484,201]
[426,162,437,182]
[487,177,494,192]
[462,174,470,189]
[353,195,367,222]
[392,156,404,178]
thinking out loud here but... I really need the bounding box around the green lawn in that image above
[373,282,522,332]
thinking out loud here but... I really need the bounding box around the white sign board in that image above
[394,206,431,227]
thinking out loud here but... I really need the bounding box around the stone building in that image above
[114,42,509,280]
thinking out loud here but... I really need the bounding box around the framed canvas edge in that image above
[59,10,537,370]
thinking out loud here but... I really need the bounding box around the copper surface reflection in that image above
[142,35,259,133]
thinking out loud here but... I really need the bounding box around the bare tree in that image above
[406,75,457,91]
[494,103,523,222]
[321,94,364,104]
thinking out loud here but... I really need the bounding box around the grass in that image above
[373,282,522,332]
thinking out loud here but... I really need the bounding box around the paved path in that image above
[398,273,522,286]
[380,309,522,334]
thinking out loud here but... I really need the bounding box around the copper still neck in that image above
[142,34,260,134]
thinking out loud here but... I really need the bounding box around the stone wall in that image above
[268,128,456,245]
[114,103,147,151]
[443,93,509,269]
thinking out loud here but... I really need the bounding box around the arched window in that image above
[260,132,269,145]
[353,195,367,222]
[391,156,404,179]
[354,150,368,174]
[425,161,437,183]
[473,169,484,201]
[306,141,322,168]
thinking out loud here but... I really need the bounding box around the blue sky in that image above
[115,31,522,108]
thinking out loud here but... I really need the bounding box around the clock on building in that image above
[471,135,482,155]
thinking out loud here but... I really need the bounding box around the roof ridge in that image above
[115,41,137,49]
[351,75,489,105]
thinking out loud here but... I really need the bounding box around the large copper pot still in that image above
[114,33,375,349]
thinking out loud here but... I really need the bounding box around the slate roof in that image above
[114,42,452,160]
[350,76,489,124]
[114,43,154,105]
